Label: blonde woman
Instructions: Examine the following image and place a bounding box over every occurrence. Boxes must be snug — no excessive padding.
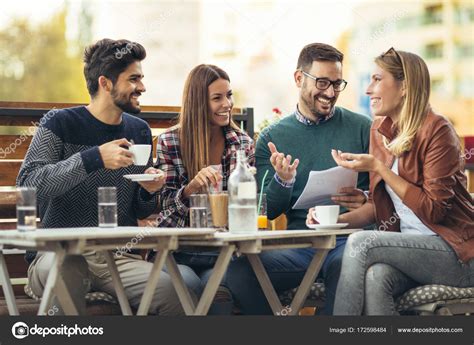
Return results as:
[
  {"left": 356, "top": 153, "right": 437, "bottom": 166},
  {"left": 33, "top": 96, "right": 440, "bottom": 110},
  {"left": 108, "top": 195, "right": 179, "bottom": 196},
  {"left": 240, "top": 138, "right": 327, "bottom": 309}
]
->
[{"left": 307, "top": 48, "right": 474, "bottom": 315}]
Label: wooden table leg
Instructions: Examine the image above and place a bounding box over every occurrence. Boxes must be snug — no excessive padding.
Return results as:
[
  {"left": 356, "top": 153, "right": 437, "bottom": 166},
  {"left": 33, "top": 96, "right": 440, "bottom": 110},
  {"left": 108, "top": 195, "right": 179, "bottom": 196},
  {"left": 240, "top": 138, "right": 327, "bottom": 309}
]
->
[
  {"left": 38, "top": 248, "right": 79, "bottom": 315},
  {"left": 136, "top": 248, "right": 169, "bottom": 315},
  {"left": 247, "top": 253, "right": 284, "bottom": 315},
  {"left": 165, "top": 245, "right": 235, "bottom": 316},
  {"left": 194, "top": 245, "right": 235, "bottom": 316},
  {"left": 289, "top": 249, "right": 329, "bottom": 315},
  {"left": 165, "top": 253, "right": 196, "bottom": 315},
  {"left": 0, "top": 250, "right": 19, "bottom": 315},
  {"left": 247, "top": 236, "right": 333, "bottom": 316},
  {"left": 102, "top": 250, "right": 133, "bottom": 316}
]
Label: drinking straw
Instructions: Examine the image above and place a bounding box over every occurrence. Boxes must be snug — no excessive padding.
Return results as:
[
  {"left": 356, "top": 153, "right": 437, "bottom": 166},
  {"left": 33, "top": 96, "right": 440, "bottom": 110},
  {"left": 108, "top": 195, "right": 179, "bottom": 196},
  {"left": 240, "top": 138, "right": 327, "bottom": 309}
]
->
[
  {"left": 239, "top": 121, "right": 246, "bottom": 156},
  {"left": 258, "top": 169, "right": 269, "bottom": 214}
]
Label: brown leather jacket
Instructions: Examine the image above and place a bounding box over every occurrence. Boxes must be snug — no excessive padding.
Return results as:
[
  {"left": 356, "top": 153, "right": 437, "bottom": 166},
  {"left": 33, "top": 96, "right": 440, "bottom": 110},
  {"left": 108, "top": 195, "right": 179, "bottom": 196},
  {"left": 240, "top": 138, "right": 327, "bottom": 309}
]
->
[{"left": 368, "top": 109, "right": 474, "bottom": 262}]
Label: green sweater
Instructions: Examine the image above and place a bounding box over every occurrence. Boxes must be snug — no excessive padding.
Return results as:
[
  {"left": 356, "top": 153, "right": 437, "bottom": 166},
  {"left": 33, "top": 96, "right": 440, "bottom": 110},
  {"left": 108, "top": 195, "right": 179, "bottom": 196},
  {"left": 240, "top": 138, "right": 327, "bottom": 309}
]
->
[{"left": 256, "top": 107, "right": 372, "bottom": 230}]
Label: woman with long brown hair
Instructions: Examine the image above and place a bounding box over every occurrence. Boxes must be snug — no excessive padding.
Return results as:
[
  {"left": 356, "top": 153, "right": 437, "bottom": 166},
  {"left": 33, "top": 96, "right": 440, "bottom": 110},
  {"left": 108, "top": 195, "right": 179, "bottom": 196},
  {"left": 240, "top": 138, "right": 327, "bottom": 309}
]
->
[
  {"left": 153, "top": 64, "right": 254, "bottom": 313},
  {"left": 156, "top": 64, "right": 254, "bottom": 228},
  {"left": 307, "top": 48, "right": 474, "bottom": 315}
]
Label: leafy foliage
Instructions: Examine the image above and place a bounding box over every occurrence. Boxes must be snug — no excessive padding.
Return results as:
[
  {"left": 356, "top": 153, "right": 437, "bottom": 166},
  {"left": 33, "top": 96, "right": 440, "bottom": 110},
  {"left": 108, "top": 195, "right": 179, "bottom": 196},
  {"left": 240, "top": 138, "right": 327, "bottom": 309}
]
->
[{"left": 0, "top": 9, "right": 89, "bottom": 102}]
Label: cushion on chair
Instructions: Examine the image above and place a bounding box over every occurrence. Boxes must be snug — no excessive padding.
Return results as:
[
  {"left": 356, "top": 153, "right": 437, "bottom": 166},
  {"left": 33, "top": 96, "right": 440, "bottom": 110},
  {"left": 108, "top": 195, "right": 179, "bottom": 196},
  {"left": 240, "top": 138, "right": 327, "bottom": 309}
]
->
[
  {"left": 279, "top": 282, "right": 326, "bottom": 305},
  {"left": 395, "top": 285, "right": 474, "bottom": 312},
  {"left": 24, "top": 284, "right": 117, "bottom": 304}
]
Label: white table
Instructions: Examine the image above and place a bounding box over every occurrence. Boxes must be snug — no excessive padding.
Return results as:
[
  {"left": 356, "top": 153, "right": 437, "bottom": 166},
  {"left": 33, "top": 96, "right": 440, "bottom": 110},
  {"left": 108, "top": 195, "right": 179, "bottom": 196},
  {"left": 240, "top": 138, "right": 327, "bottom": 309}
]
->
[
  {"left": 0, "top": 227, "right": 215, "bottom": 315},
  {"left": 139, "top": 229, "right": 360, "bottom": 316}
]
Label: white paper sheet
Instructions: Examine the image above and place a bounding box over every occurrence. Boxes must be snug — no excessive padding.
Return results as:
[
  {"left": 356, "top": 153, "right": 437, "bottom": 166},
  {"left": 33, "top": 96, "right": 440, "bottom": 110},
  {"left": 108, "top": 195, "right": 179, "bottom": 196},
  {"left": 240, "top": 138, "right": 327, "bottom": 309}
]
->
[{"left": 292, "top": 166, "right": 358, "bottom": 209}]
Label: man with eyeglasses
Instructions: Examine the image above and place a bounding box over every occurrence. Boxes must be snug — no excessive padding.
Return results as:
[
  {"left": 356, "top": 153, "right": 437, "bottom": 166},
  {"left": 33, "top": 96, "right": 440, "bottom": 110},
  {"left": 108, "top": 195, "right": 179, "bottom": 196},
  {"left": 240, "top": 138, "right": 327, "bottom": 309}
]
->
[{"left": 223, "top": 43, "right": 372, "bottom": 315}]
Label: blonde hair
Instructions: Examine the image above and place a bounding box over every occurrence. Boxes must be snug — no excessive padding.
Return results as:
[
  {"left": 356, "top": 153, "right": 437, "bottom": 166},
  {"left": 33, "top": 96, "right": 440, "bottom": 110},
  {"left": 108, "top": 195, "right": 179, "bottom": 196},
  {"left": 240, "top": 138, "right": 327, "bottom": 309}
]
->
[
  {"left": 375, "top": 48, "right": 431, "bottom": 156},
  {"left": 178, "top": 64, "right": 239, "bottom": 179}
]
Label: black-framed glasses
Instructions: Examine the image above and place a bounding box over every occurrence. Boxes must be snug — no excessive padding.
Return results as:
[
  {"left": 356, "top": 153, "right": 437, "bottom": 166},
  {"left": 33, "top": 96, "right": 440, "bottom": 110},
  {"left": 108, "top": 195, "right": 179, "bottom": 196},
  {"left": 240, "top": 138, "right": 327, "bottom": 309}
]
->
[{"left": 301, "top": 71, "right": 347, "bottom": 92}]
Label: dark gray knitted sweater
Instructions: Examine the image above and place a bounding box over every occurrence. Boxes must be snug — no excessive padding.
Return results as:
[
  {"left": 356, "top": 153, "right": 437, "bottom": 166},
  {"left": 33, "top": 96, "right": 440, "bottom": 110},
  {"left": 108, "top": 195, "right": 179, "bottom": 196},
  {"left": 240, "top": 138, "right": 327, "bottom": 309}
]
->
[{"left": 16, "top": 106, "right": 159, "bottom": 263}]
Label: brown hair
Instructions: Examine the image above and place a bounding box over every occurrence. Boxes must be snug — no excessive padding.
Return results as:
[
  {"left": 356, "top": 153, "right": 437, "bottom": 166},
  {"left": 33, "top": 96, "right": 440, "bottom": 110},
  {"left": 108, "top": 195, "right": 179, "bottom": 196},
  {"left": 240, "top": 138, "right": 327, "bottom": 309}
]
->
[
  {"left": 83, "top": 38, "right": 146, "bottom": 97},
  {"left": 178, "top": 64, "right": 239, "bottom": 179},
  {"left": 296, "top": 43, "right": 344, "bottom": 71},
  {"left": 375, "top": 48, "right": 431, "bottom": 155}
]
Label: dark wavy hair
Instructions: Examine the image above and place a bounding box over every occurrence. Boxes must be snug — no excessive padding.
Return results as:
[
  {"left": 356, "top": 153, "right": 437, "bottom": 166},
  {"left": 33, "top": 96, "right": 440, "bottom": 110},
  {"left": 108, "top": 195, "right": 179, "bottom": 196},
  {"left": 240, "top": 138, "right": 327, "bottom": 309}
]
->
[{"left": 83, "top": 38, "right": 146, "bottom": 97}]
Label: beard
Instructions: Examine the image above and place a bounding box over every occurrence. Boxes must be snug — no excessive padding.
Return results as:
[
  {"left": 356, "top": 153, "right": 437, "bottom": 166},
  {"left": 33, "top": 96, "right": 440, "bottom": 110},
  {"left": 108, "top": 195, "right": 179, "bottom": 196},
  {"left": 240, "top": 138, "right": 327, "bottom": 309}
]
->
[
  {"left": 301, "top": 81, "right": 335, "bottom": 118},
  {"left": 301, "top": 93, "right": 325, "bottom": 118},
  {"left": 111, "top": 87, "right": 141, "bottom": 114}
]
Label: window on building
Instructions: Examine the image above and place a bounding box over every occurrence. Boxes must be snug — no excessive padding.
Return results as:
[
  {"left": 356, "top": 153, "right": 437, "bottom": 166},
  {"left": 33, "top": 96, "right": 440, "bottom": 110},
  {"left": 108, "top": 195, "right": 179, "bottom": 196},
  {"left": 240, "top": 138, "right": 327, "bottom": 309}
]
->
[
  {"left": 456, "top": 44, "right": 474, "bottom": 58},
  {"left": 423, "top": 4, "right": 443, "bottom": 25},
  {"left": 454, "top": 5, "right": 474, "bottom": 24},
  {"left": 424, "top": 42, "right": 444, "bottom": 59}
]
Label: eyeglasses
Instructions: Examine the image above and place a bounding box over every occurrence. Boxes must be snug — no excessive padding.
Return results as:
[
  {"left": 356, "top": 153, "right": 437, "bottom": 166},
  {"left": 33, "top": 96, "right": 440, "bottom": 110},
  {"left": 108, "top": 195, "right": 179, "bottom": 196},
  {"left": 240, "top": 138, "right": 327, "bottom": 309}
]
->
[{"left": 301, "top": 71, "right": 348, "bottom": 92}]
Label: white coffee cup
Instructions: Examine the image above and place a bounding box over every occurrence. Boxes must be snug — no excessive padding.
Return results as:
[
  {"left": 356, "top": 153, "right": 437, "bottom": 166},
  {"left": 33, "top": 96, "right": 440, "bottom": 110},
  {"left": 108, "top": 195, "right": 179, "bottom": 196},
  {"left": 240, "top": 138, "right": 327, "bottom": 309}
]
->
[
  {"left": 129, "top": 145, "right": 151, "bottom": 165},
  {"left": 312, "top": 205, "right": 340, "bottom": 225}
]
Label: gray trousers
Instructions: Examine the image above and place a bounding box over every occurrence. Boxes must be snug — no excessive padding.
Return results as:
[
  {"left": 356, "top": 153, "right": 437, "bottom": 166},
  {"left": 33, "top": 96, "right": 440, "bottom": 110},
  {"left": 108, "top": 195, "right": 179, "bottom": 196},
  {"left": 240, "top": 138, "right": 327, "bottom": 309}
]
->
[
  {"left": 334, "top": 231, "right": 474, "bottom": 315},
  {"left": 27, "top": 251, "right": 202, "bottom": 315},
  {"left": 364, "top": 263, "right": 418, "bottom": 315}
]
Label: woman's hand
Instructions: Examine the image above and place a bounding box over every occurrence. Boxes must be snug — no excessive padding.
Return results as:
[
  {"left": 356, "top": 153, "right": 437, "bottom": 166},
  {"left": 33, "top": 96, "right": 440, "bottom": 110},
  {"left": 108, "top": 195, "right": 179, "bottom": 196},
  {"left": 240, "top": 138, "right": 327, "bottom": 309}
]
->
[
  {"left": 306, "top": 207, "right": 318, "bottom": 226},
  {"left": 331, "top": 149, "right": 383, "bottom": 173},
  {"left": 331, "top": 187, "right": 367, "bottom": 211},
  {"left": 184, "top": 166, "right": 223, "bottom": 197},
  {"left": 137, "top": 167, "right": 166, "bottom": 193}
]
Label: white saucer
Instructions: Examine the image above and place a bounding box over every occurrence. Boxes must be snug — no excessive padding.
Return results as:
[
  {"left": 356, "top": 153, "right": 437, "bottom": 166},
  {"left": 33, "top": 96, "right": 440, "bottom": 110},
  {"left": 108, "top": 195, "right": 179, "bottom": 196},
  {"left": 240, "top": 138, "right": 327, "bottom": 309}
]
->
[
  {"left": 123, "top": 173, "right": 163, "bottom": 182},
  {"left": 306, "top": 222, "right": 349, "bottom": 230}
]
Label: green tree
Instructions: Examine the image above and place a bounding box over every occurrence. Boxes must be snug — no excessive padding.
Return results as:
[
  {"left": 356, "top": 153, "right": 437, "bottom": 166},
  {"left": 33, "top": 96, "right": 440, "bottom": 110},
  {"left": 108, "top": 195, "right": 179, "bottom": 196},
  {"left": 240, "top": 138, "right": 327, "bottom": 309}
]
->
[{"left": 0, "top": 8, "right": 89, "bottom": 103}]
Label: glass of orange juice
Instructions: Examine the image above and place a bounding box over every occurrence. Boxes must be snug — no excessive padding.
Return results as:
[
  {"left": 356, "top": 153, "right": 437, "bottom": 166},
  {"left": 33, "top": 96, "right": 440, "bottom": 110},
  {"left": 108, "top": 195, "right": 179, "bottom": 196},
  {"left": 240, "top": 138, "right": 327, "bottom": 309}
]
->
[{"left": 257, "top": 193, "right": 268, "bottom": 230}]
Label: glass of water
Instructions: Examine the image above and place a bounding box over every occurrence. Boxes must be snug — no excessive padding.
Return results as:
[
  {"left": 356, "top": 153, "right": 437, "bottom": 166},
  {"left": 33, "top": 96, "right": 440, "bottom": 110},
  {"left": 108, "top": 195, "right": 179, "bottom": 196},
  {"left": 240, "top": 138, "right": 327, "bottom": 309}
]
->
[
  {"left": 98, "top": 187, "right": 118, "bottom": 228},
  {"left": 16, "top": 187, "right": 37, "bottom": 231},
  {"left": 189, "top": 194, "right": 208, "bottom": 228}
]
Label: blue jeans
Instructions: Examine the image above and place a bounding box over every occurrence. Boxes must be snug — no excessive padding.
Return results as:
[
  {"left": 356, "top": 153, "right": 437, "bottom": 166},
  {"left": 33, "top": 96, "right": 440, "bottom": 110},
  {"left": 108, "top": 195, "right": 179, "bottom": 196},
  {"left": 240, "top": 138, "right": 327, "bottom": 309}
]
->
[
  {"left": 334, "top": 231, "right": 474, "bottom": 315},
  {"left": 183, "top": 236, "right": 347, "bottom": 315}
]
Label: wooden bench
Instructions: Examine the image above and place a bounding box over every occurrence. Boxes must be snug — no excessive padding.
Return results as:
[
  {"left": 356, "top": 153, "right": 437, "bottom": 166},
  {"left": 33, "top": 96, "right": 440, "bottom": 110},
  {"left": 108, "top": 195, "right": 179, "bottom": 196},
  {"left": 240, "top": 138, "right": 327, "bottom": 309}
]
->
[{"left": 0, "top": 101, "right": 254, "bottom": 315}]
